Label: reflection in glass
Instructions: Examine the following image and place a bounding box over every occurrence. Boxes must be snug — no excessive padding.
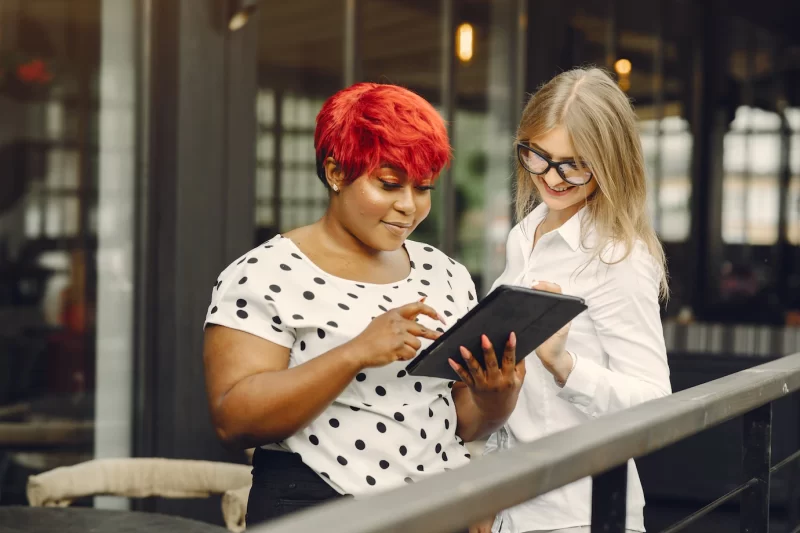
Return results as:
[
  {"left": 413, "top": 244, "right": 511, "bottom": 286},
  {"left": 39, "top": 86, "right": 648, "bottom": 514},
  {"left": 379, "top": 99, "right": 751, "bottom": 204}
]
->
[
  {"left": 787, "top": 133, "right": 800, "bottom": 244},
  {"left": 722, "top": 117, "right": 781, "bottom": 244},
  {"left": 254, "top": 1, "right": 344, "bottom": 242},
  {"left": 0, "top": 0, "right": 138, "bottom": 508}
]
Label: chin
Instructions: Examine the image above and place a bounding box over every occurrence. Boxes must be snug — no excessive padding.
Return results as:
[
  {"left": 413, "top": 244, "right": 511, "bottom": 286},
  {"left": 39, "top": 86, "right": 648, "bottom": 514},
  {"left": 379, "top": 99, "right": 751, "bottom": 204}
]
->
[
  {"left": 363, "top": 234, "right": 406, "bottom": 252},
  {"left": 539, "top": 192, "right": 584, "bottom": 213}
]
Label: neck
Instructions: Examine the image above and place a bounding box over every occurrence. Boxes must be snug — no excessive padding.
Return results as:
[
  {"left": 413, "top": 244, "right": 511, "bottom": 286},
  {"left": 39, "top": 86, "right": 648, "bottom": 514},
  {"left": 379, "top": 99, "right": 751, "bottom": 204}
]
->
[
  {"left": 541, "top": 202, "right": 583, "bottom": 233},
  {"left": 316, "top": 209, "right": 382, "bottom": 259}
]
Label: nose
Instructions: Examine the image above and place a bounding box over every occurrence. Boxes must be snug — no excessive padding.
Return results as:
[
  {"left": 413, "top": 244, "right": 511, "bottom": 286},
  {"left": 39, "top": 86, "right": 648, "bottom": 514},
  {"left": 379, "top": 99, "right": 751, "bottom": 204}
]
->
[
  {"left": 543, "top": 166, "right": 564, "bottom": 186},
  {"left": 393, "top": 185, "right": 417, "bottom": 215}
]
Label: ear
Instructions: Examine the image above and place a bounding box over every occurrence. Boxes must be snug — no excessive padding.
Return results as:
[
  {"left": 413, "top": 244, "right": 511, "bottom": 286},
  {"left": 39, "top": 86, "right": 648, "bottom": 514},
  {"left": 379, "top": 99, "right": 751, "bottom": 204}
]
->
[{"left": 324, "top": 157, "right": 344, "bottom": 192}]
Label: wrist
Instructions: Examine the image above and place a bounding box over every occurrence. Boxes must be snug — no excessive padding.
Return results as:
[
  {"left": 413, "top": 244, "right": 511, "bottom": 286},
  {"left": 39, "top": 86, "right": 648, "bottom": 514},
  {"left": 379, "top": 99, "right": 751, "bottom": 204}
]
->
[
  {"left": 551, "top": 350, "right": 576, "bottom": 387},
  {"left": 337, "top": 341, "right": 368, "bottom": 373},
  {"left": 472, "top": 388, "right": 520, "bottom": 421}
]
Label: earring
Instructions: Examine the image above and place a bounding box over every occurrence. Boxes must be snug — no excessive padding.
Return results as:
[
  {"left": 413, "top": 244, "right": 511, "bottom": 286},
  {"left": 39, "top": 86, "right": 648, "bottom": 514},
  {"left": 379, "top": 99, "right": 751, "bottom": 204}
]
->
[{"left": 332, "top": 184, "right": 339, "bottom": 192}]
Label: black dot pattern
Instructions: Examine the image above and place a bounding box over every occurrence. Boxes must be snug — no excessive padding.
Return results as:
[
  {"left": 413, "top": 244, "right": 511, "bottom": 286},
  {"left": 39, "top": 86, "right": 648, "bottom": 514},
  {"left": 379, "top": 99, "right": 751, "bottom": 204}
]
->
[{"left": 205, "top": 237, "right": 476, "bottom": 494}]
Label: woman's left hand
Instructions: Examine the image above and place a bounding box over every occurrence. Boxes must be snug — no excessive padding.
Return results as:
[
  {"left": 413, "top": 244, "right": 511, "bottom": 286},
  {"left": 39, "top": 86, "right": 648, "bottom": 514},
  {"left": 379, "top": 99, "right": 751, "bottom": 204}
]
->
[
  {"left": 530, "top": 281, "right": 574, "bottom": 385},
  {"left": 448, "top": 332, "right": 525, "bottom": 419}
]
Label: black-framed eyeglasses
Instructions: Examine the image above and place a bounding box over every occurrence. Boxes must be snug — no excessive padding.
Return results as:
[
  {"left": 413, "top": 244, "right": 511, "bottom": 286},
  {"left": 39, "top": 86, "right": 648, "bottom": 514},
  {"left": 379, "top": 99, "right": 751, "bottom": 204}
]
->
[{"left": 516, "top": 142, "right": 594, "bottom": 186}]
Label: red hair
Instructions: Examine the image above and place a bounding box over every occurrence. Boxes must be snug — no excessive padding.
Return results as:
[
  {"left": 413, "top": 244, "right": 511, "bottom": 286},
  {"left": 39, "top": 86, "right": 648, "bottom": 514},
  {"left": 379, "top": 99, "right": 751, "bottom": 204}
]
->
[{"left": 314, "top": 83, "right": 451, "bottom": 187}]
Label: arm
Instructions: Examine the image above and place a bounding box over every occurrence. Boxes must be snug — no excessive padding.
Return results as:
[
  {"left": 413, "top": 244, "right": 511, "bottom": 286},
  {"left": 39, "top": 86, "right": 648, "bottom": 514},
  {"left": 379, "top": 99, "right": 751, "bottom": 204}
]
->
[
  {"left": 453, "top": 383, "right": 514, "bottom": 442},
  {"left": 555, "top": 249, "right": 672, "bottom": 416},
  {"left": 452, "top": 334, "right": 525, "bottom": 442},
  {"left": 450, "top": 261, "right": 526, "bottom": 442},
  {"left": 204, "top": 325, "right": 363, "bottom": 449},
  {"left": 205, "top": 300, "right": 443, "bottom": 449}
]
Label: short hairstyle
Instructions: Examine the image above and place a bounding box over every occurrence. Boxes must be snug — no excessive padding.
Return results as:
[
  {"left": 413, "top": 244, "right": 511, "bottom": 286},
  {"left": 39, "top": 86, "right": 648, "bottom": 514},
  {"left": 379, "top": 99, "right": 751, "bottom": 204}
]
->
[{"left": 314, "top": 83, "right": 451, "bottom": 187}]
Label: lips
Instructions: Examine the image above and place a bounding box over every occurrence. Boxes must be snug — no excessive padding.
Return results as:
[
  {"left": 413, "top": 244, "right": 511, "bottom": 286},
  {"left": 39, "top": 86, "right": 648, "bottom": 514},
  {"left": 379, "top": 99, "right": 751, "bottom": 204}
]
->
[
  {"left": 540, "top": 176, "right": 574, "bottom": 197},
  {"left": 382, "top": 221, "right": 412, "bottom": 237}
]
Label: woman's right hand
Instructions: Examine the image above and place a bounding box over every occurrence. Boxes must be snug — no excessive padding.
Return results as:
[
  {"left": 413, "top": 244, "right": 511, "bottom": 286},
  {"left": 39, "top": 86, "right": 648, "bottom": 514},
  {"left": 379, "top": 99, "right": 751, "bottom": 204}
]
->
[{"left": 346, "top": 301, "right": 445, "bottom": 369}]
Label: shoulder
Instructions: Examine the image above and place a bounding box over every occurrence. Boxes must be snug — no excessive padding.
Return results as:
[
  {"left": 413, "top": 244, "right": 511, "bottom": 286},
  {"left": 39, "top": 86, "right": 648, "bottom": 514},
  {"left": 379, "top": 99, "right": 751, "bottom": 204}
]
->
[
  {"left": 405, "top": 239, "right": 454, "bottom": 268},
  {"left": 215, "top": 236, "right": 304, "bottom": 293},
  {"left": 207, "top": 237, "right": 299, "bottom": 345},
  {"left": 591, "top": 239, "right": 661, "bottom": 296},
  {"left": 405, "top": 240, "right": 475, "bottom": 307},
  {"left": 405, "top": 240, "right": 471, "bottom": 279}
]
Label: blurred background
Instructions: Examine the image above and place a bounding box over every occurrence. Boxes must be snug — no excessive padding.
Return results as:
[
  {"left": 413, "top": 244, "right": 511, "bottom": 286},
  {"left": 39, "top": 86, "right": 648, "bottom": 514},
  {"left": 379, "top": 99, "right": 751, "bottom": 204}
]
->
[{"left": 0, "top": 0, "right": 799, "bottom": 530}]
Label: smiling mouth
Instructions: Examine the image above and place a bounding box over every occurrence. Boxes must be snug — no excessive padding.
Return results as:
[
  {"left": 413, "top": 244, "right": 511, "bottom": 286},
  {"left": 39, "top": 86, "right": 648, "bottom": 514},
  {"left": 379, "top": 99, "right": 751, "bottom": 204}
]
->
[
  {"left": 540, "top": 176, "right": 574, "bottom": 193},
  {"left": 382, "top": 221, "right": 412, "bottom": 236}
]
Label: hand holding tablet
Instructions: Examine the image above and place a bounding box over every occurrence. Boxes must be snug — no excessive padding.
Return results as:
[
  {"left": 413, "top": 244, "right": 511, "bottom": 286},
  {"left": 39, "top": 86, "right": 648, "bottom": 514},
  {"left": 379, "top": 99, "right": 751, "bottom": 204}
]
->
[{"left": 405, "top": 285, "right": 587, "bottom": 380}]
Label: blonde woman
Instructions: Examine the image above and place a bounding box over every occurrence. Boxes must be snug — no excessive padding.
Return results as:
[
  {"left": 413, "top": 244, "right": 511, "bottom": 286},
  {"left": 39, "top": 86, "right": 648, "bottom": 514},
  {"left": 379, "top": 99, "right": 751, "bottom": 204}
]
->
[{"left": 477, "top": 68, "right": 672, "bottom": 533}]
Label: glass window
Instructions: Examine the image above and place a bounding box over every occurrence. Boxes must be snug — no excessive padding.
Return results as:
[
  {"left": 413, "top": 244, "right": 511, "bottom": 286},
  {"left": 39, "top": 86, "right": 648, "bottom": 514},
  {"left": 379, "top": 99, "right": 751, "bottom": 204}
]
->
[
  {"left": 254, "top": 3, "right": 344, "bottom": 243},
  {"left": 453, "top": 0, "right": 520, "bottom": 297},
  {"left": 787, "top": 131, "right": 800, "bottom": 244},
  {"left": 722, "top": 107, "right": 782, "bottom": 244},
  {"left": 620, "top": 0, "right": 693, "bottom": 243},
  {"left": 0, "top": 0, "right": 139, "bottom": 507}
]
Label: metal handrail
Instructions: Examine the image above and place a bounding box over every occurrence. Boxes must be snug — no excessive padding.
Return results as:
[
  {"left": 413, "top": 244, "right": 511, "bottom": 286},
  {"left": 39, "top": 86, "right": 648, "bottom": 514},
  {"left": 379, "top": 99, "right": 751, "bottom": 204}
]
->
[{"left": 252, "top": 353, "right": 800, "bottom": 533}]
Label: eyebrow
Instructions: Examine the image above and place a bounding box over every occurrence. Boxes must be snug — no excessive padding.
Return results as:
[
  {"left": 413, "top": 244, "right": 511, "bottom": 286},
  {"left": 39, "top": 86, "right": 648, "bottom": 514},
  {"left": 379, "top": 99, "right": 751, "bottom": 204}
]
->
[{"left": 531, "top": 143, "right": 576, "bottom": 161}]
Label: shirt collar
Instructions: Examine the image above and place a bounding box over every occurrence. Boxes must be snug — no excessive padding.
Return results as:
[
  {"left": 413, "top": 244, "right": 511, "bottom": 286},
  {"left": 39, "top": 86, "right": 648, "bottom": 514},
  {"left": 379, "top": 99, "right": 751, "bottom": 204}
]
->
[{"left": 522, "top": 202, "right": 586, "bottom": 252}]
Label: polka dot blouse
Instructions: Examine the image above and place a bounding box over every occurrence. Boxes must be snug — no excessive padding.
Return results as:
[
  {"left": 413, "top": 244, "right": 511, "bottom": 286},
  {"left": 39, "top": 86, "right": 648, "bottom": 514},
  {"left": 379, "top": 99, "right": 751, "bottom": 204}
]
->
[{"left": 204, "top": 235, "right": 478, "bottom": 496}]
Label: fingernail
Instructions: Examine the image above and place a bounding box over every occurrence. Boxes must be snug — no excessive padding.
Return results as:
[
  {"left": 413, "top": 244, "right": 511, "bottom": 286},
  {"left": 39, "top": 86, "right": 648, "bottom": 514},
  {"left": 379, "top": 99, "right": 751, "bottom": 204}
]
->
[
  {"left": 419, "top": 296, "right": 427, "bottom": 303},
  {"left": 509, "top": 331, "right": 517, "bottom": 348},
  {"left": 531, "top": 280, "right": 539, "bottom": 287},
  {"left": 437, "top": 313, "right": 447, "bottom": 325},
  {"left": 460, "top": 346, "right": 470, "bottom": 359},
  {"left": 448, "top": 358, "right": 458, "bottom": 370},
  {"left": 481, "top": 334, "right": 490, "bottom": 349}
]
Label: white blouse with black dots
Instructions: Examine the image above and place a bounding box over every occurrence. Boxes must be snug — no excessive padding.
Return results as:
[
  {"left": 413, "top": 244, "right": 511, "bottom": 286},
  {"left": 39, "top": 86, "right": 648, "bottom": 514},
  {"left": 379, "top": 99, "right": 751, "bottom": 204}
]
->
[{"left": 204, "top": 235, "right": 478, "bottom": 496}]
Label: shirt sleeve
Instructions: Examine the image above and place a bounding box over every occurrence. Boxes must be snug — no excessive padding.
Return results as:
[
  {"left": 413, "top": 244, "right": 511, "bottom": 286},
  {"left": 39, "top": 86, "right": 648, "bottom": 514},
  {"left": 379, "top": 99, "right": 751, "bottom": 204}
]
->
[
  {"left": 204, "top": 259, "right": 296, "bottom": 349},
  {"left": 556, "top": 245, "right": 672, "bottom": 416},
  {"left": 487, "top": 223, "right": 526, "bottom": 296}
]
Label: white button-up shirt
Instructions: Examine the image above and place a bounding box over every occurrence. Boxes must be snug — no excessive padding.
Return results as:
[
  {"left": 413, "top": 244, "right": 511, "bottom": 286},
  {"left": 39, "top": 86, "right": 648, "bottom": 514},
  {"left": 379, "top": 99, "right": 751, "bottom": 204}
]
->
[{"left": 486, "top": 203, "right": 671, "bottom": 533}]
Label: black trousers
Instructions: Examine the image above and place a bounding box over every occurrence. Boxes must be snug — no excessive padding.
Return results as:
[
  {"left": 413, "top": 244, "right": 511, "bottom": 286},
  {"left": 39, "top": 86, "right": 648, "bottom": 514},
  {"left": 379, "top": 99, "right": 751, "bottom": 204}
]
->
[
  {"left": 245, "top": 447, "right": 469, "bottom": 532},
  {"left": 246, "top": 448, "right": 344, "bottom": 527}
]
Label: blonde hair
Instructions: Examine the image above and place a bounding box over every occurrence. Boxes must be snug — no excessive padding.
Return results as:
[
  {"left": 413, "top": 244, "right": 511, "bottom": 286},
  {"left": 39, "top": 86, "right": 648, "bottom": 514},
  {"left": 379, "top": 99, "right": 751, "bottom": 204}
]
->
[{"left": 514, "top": 67, "right": 669, "bottom": 300}]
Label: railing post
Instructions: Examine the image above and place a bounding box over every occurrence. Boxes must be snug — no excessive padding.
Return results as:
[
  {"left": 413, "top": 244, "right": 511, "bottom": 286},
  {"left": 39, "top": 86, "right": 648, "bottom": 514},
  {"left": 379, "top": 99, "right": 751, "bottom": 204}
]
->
[
  {"left": 741, "top": 402, "right": 772, "bottom": 533},
  {"left": 591, "top": 462, "right": 628, "bottom": 533}
]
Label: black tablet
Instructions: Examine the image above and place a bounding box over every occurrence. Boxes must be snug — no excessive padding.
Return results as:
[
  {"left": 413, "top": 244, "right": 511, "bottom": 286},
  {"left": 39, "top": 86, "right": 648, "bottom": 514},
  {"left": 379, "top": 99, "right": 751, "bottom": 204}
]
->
[{"left": 405, "top": 285, "right": 587, "bottom": 380}]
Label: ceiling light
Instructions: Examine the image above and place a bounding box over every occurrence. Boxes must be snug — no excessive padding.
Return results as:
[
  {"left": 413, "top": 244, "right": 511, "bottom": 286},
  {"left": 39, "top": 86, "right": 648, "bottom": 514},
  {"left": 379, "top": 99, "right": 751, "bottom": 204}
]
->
[
  {"left": 456, "top": 23, "right": 474, "bottom": 63},
  {"left": 228, "top": 0, "right": 260, "bottom": 31}
]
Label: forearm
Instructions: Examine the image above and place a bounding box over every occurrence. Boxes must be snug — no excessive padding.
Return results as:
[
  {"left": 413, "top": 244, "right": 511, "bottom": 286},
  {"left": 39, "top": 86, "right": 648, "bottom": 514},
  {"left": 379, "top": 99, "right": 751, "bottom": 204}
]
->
[
  {"left": 213, "top": 343, "right": 363, "bottom": 448},
  {"left": 557, "top": 355, "right": 671, "bottom": 416},
  {"left": 453, "top": 384, "right": 517, "bottom": 442}
]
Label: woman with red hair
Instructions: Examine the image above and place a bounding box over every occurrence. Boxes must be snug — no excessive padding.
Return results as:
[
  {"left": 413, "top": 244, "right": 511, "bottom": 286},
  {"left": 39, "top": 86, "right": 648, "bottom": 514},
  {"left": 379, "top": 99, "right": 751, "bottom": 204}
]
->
[{"left": 203, "top": 83, "right": 525, "bottom": 527}]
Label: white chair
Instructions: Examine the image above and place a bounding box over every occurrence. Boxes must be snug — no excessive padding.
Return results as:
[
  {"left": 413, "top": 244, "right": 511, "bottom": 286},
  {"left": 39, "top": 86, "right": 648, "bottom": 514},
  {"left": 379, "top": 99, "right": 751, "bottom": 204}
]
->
[{"left": 26, "top": 458, "right": 252, "bottom": 532}]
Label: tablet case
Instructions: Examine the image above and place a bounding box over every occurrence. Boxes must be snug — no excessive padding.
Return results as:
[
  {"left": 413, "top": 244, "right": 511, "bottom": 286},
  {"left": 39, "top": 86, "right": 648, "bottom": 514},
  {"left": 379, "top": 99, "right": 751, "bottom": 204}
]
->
[{"left": 406, "top": 285, "right": 587, "bottom": 380}]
